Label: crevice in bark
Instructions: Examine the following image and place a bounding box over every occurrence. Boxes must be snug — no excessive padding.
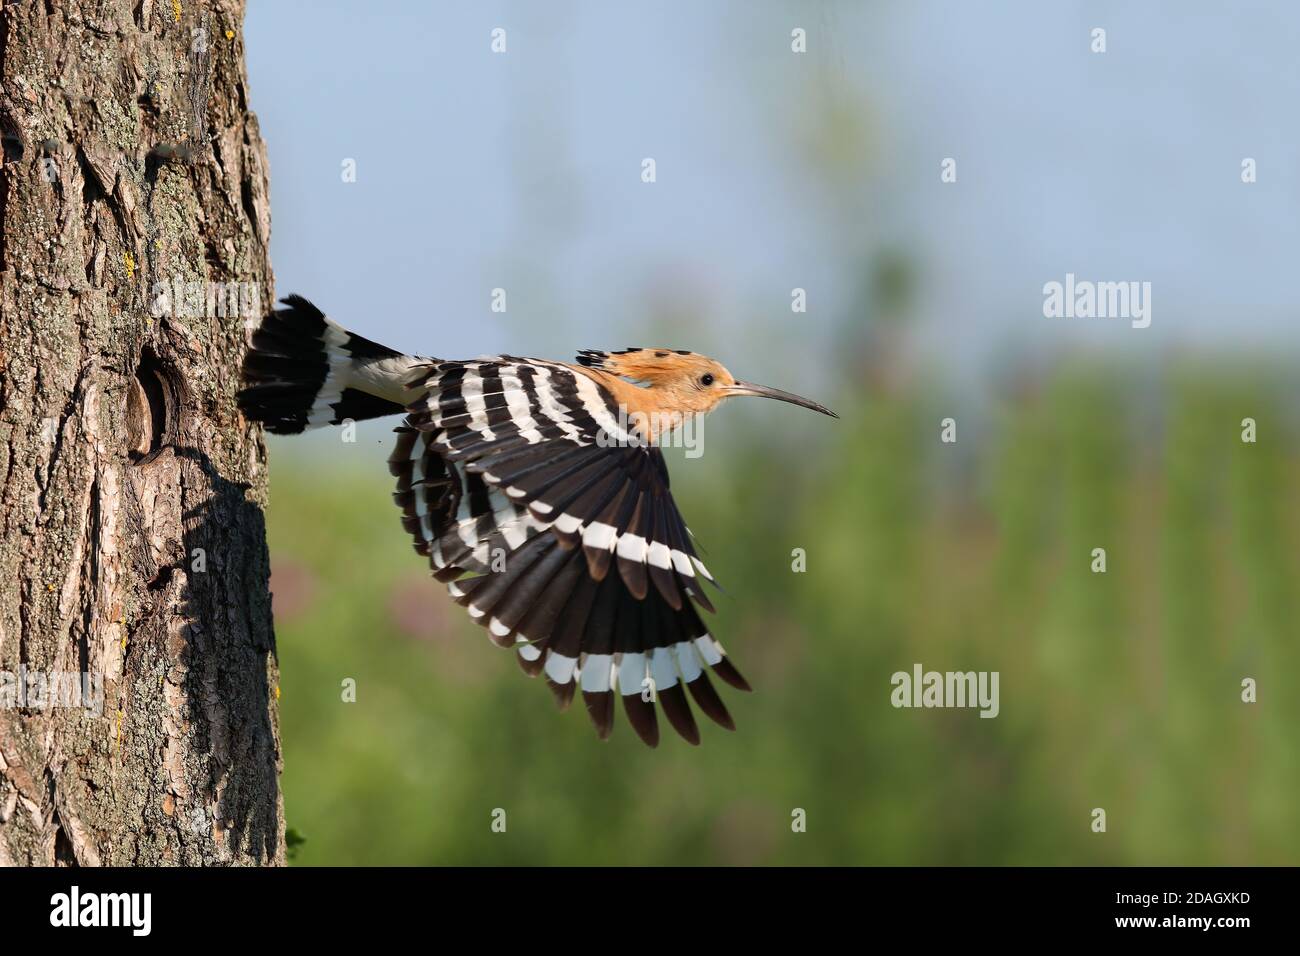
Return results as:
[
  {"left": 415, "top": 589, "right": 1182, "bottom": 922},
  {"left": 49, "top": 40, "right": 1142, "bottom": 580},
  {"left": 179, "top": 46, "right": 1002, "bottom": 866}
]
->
[
  {"left": 79, "top": 476, "right": 98, "bottom": 677},
  {"left": 0, "top": 159, "right": 7, "bottom": 274},
  {"left": 74, "top": 143, "right": 105, "bottom": 212},
  {"left": 52, "top": 818, "right": 76, "bottom": 866},
  {"left": 0, "top": 115, "right": 17, "bottom": 273}
]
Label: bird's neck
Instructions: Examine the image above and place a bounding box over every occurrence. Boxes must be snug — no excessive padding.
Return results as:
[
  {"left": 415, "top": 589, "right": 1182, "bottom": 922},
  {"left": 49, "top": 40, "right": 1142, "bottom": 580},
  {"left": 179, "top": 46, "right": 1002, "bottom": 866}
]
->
[{"left": 572, "top": 366, "right": 694, "bottom": 444}]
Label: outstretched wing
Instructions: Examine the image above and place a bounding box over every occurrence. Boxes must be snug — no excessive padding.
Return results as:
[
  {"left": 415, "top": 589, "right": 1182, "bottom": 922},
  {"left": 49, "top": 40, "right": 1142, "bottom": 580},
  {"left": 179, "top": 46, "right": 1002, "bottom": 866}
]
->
[{"left": 388, "top": 357, "right": 749, "bottom": 746}]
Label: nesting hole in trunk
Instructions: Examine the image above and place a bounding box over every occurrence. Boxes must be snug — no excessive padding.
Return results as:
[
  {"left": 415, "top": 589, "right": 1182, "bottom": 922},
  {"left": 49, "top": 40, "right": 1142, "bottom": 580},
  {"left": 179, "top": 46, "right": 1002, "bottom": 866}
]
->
[{"left": 128, "top": 349, "right": 174, "bottom": 463}]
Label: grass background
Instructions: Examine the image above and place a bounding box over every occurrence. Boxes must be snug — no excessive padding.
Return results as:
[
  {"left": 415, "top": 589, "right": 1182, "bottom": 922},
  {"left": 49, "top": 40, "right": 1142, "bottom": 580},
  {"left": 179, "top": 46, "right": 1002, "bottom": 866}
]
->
[{"left": 266, "top": 357, "right": 1299, "bottom": 865}]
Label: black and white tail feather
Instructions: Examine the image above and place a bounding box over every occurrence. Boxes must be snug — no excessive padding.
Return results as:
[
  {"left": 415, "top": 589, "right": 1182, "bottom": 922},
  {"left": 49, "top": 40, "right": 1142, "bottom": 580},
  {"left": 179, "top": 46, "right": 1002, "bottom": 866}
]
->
[
  {"left": 239, "top": 296, "right": 748, "bottom": 746},
  {"left": 238, "top": 294, "right": 427, "bottom": 434}
]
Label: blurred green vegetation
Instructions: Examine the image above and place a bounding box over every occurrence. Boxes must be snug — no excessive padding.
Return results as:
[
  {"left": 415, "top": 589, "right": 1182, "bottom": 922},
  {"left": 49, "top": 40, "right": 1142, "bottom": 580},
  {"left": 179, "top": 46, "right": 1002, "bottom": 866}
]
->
[{"left": 266, "top": 360, "right": 1299, "bottom": 865}]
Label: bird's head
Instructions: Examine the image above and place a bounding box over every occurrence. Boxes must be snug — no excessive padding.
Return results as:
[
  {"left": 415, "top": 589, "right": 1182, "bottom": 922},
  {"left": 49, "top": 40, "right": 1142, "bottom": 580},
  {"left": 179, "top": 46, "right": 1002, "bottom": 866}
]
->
[{"left": 576, "top": 347, "right": 838, "bottom": 422}]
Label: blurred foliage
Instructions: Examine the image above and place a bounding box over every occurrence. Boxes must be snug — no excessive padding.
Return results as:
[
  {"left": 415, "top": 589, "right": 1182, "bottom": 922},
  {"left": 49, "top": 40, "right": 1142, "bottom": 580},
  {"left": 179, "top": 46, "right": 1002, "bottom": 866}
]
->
[
  {"left": 266, "top": 359, "right": 1299, "bottom": 865},
  {"left": 284, "top": 827, "right": 307, "bottom": 862}
]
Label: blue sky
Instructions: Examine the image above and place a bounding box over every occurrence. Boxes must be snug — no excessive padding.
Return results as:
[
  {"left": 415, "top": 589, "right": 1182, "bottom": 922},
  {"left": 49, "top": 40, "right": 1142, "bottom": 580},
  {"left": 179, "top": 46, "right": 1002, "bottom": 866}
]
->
[{"left": 245, "top": 1, "right": 1300, "bottom": 391}]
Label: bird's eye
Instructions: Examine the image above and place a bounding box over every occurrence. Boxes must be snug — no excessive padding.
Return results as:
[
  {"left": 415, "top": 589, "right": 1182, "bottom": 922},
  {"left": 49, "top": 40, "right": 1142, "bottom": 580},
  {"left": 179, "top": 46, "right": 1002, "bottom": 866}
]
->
[{"left": 700, "top": 373, "right": 715, "bottom": 386}]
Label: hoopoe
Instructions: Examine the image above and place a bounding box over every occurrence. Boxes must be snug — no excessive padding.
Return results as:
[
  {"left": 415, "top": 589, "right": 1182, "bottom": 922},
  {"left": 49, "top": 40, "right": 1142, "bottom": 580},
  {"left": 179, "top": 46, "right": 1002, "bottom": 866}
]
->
[{"left": 239, "top": 296, "right": 836, "bottom": 746}]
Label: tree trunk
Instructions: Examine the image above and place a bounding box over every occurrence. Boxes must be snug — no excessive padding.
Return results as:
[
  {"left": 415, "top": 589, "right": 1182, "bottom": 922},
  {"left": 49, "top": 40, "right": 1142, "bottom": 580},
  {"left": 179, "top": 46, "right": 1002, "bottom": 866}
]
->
[{"left": 0, "top": 0, "right": 281, "bottom": 865}]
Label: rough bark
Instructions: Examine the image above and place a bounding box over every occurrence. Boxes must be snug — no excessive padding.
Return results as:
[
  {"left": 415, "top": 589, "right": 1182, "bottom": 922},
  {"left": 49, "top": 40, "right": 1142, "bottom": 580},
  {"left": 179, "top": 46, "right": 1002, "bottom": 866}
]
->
[{"left": 0, "top": 0, "right": 281, "bottom": 865}]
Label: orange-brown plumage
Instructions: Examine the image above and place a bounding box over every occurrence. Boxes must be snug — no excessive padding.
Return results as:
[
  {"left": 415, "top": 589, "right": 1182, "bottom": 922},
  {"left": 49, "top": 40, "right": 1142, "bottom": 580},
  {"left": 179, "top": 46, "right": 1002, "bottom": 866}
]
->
[
  {"left": 572, "top": 346, "right": 836, "bottom": 442},
  {"left": 571, "top": 349, "right": 736, "bottom": 441}
]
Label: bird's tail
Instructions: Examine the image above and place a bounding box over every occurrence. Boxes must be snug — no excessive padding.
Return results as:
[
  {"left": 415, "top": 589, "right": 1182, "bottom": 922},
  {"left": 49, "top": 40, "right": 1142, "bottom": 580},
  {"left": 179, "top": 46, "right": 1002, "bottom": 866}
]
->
[{"left": 238, "top": 295, "right": 427, "bottom": 435}]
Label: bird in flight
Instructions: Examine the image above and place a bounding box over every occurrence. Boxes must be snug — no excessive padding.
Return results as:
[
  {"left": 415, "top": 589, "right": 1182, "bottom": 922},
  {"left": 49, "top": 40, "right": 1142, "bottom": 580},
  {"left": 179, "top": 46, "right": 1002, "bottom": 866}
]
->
[{"left": 239, "top": 296, "right": 837, "bottom": 746}]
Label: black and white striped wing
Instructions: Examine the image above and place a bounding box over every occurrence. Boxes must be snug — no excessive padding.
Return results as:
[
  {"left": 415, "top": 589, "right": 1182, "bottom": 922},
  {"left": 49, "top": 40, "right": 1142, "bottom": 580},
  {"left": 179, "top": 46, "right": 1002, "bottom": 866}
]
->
[{"left": 388, "top": 358, "right": 749, "bottom": 746}]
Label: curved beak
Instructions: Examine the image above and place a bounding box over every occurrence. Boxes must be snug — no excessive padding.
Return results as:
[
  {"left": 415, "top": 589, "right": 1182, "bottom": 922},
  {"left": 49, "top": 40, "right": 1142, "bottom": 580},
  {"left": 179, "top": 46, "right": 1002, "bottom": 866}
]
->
[{"left": 725, "top": 381, "right": 839, "bottom": 419}]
